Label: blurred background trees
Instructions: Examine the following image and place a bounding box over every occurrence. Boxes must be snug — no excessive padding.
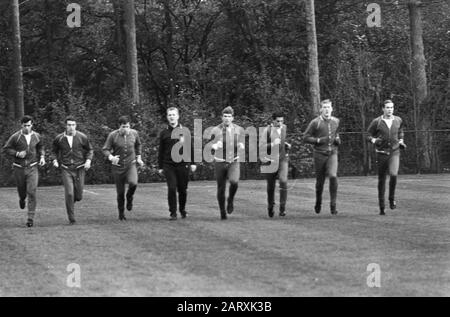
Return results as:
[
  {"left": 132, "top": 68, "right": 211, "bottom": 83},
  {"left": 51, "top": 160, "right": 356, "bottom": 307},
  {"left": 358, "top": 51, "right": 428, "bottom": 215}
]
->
[{"left": 1, "top": 0, "right": 449, "bottom": 185}]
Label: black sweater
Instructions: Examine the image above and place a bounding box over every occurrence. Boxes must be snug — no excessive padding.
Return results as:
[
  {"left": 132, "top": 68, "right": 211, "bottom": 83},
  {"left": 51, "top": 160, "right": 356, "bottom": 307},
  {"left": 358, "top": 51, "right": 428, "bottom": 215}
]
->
[{"left": 158, "top": 124, "right": 195, "bottom": 168}]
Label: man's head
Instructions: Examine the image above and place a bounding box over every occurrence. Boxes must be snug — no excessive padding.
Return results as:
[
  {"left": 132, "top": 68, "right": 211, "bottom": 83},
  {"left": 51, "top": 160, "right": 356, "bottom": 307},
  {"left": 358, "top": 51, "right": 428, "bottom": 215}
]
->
[
  {"left": 222, "top": 106, "right": 234, "bottom": 126},
  {"left": 166, "top": 107, "right": 180, "bottom": 126},
  {"left": 20, "top": 115, "right": 33, "bottom": 134},
  {"left": 65, "top": 116, "right": 77, "bottom": 135},
  {"left": 382, "top": 100, "right": 394, "bottom": 117},
  {"left": 320, "top": 99, "right": 333, "bottom": 118},
  {"left": 118, "top": 116, "right": 131, "bottom": 135},
  {"left": 272, "top": 112, "right": 284, "bottom": 128}
]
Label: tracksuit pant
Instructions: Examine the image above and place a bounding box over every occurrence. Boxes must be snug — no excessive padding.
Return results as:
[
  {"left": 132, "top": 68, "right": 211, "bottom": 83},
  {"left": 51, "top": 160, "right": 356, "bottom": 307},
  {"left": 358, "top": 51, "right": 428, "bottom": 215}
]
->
[
  {"left": 112, "top": 164, "right": 138, "bottom": 217},
  {"left": 266, "top": 159, "right": 288, "bottom": 212},
  {"left": 163, "top": 163, "right": 190, "bottom": 216},
  {"left": 376, "top": 151, "right": 400, "bottom": 210},
  {"left": 13, "top": 165, "right": 38, "bottom": 220},
  {"left": 61, "top": 166, "right": 86, "bottom": 222},
  {"left": 215, "top": 161, "right": 240, "bottom": 216},
  {"left": 313, "top": 151, "right": 338, "bottom": 210}
]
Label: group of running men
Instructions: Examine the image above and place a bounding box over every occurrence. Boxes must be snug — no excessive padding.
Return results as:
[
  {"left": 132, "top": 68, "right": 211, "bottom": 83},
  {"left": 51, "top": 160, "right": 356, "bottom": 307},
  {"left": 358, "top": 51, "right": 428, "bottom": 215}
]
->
[{"left": 2, "top": 99, "right": 405, "bottom": 227}]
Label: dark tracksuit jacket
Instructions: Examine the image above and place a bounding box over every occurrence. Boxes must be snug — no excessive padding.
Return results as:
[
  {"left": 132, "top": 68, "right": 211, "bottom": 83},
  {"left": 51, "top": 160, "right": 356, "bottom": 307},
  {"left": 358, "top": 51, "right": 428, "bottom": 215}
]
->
[
  {"left": 259, "top": 124, "right": 289, "bottom": 162},
  {"left": 303, "top": 116, "right": 341, "bottom": 154},
  {"left": 52, "top": 132, "right": 94, "bottom": 168},
  {"left": 366, "top": 116, "right": 404, "bottom": 154},
  {"left": 210, "top": 123, "right": 245, "bottom": 162},
  {"left": 158, "top": 124, "right": 194, "bottom": 169},
  {"left": 102, "top": 129, "right": 142, "bottom": 167},
  {"left": 3, "top": 131, "right": 45, "bottom": 167}
]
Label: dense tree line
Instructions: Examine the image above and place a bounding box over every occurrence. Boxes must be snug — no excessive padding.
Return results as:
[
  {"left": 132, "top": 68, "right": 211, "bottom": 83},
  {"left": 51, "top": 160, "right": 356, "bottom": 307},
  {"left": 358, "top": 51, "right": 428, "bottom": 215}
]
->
[{"left": 0, "top": 0, "right": 449, "bottom": 186}]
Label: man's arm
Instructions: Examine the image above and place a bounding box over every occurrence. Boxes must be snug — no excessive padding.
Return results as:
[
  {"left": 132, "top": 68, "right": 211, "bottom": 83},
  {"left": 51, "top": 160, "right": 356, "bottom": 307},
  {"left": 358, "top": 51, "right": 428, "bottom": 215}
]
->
[
  {"left": 397, "top": 117, "right": 406, "bottom": 148},
  {"left": 134, "top": 130, "right": 142, "bottom": 157},
  {"left": 259, "top": 126, "right": 269, "bottom": 155},
  {"left": 334, "top": 119, "right": 341, "bottom": 146},
  {"left": 210, "top": 126, "right": 223, "bottom": 150},
  {"left": 36, "top": 133, "right": 45, "bottom": 165},
  {"left": 134, "top": 131, "right": 144, "bottom": 166},
  {"left": 2, "top": 134, "right": 18, "bottom": 158},
  {"left": 82, "top": 134, "right": 94, "bottom": 161},
  {"left": 366, "top": 119, "right": 380, "bottom": 144},
  {"left": 158, "top": 131, "right": 164, "bottom": 170},
  {"left": 398, "top": 117, "right": 405, "bottom": 141},
  {"left": 102, "top": 132, "right": 114, "bottom": 158},
  {"left": 304, "top": 119, "right": 320, "bottom": 144},
  {"left": 51, "top": 136, "right": 60, "bottom": 165}
]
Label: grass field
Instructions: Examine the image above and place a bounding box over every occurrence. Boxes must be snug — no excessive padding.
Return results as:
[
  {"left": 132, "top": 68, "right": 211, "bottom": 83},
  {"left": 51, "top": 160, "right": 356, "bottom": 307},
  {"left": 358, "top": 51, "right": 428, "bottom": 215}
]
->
[{"left": 0, "top": 174, "right": 449, "bottom": 297}]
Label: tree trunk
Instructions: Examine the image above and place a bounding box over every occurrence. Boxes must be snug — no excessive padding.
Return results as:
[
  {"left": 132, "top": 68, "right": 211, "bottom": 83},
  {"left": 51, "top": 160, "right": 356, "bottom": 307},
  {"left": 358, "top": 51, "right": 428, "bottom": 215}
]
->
[
  {"left": 163, "top": 0, "right": 175, "bottom": 100},
  {"left": 305, "top": 0, "right": 320, "bottom": 115},
  {"left": 356, "top": 51, "right": 369, "bottom": 175},
  {"left": 408, "top": 0, "right": 431, "bottom": 171},
  {"left": 11, "top": 0, "right": 24, "bottom": 119},
  {"left": 123, "top": 0, "right": 140, "bottom": 105}
]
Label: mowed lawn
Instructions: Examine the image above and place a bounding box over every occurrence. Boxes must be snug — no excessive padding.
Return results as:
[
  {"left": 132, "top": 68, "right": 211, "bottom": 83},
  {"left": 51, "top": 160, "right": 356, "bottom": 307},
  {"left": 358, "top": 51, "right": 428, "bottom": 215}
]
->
[{"left": 0, "top": 174, "right": 449, "bottom": 297}]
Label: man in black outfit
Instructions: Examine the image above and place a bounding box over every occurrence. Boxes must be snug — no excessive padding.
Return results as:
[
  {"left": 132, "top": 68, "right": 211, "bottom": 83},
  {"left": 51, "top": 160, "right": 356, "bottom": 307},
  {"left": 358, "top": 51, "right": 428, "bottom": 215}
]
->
[{"left": 158, "top": 107, "right": 197, "bottom": 220}]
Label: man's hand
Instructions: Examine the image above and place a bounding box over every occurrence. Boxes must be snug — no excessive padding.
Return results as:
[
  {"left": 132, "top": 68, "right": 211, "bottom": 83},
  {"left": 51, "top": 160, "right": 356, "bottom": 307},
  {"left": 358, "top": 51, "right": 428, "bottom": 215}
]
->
[
  {"left": 190, "top": 165, "right": 197, "bottom": 173},
  {"left": 371, "top": 137, "right": 382, "bottom": 145},
  {"left": 53, "top": 160, "right": 59, "bottom": 168},
  {"left": 108, "top": 154, "right": 120, "bottom": 165},
  {"left": 39, "top": 157, "right": 45, "bottom": 167},
  {"left": 212, "top": 140, "right": 223, "bottom": 151},
  {"left": 334, "top": 137, "right": 341, "bottom": 146},
  {"left": 399, "top": 139, "right": 407, "bottom": 149},
  {"left": 16, "top": 151, "right": 27, "bottom": 158},
  {"left": 273, "top": 138, "right": 281, "bottom": 146},
  {"left": 84, "top": 159, "right": 91, "bottom": 170},
  {"left": 136, "top": 156, "right": 144, "bottom": 167}
]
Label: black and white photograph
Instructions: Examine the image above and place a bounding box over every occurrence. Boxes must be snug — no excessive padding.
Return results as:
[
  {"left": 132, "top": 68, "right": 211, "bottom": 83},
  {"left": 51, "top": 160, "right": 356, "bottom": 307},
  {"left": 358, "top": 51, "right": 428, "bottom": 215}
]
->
[{"left": 0, "top": 0, "right": 449, "bottom": 299}]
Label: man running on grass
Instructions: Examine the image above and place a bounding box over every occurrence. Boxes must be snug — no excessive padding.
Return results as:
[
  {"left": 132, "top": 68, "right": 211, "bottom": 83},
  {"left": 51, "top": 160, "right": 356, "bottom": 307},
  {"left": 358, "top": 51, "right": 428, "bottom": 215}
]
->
[
  {"left": 304, "top": 99, "right": 341, "bottom": 215},
  {"left": 2, "top": 115, "right": 45, "bottom": 227},
  {"left": 158, "top": 107, "right": 197, "bottom": 220},
  {"left": 52, "top": 116, "right": 93, "bottom": 225},
  {"left": 103, "top": 116, "right": 144, "bottom": 221},
  {"left": 367, "top": 99, "right": 406, "bottom": 215},
  {"left": 210, "top": 106, "right": 245, "bottom": 220}
]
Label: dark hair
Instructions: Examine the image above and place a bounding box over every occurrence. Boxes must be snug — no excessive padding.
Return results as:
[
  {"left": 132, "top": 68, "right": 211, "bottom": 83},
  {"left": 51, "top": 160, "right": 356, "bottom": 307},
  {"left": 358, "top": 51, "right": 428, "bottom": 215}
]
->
[
  {"left": 118, "top": 116, "right": 130, "bottom": 125},
  {"left": 272, "top": 112, "right": 284, "bottom": 120},
  {"left": 167, "top": 107, "right": 179, "bottom": 114},
  {"left": 383, "top": 100, "right": 394, "bottom": 107},
  {"left": 222, "top": 106, "right": 234, "bottom": 115},
  {"left": 65, "top": 116, "right": 76, "bottom": 123},
  {"left": 21, "top": 115, "right": 33, "bottom": 124},
  {"left": 320, "top": 99, "right": 332, "bottom": 106}
]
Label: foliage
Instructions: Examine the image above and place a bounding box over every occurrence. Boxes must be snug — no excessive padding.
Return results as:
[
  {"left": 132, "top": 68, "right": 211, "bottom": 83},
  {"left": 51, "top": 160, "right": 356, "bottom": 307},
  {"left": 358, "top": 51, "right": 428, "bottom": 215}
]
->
[{"left": 1, "top": 0, "right": 449, "bottom": 185}]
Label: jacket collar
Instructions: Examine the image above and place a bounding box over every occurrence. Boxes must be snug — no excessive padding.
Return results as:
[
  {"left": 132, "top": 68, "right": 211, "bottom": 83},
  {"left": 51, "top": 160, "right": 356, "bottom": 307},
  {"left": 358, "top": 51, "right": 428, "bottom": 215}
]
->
[
  {"left": 19, "top": 130, "right": 36, "bottom": 137},
  {"left": 167, "top": 123, "right": 182, "bottom": 130},
  {"left": 320, "top": 115, "right": 332, "bottom": 122},
  {"left": 64, "top": 131, "right": 77, "bottom": 138},
  {"left": 219, "top": 122, "right": 235, "bottom": 131}
]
